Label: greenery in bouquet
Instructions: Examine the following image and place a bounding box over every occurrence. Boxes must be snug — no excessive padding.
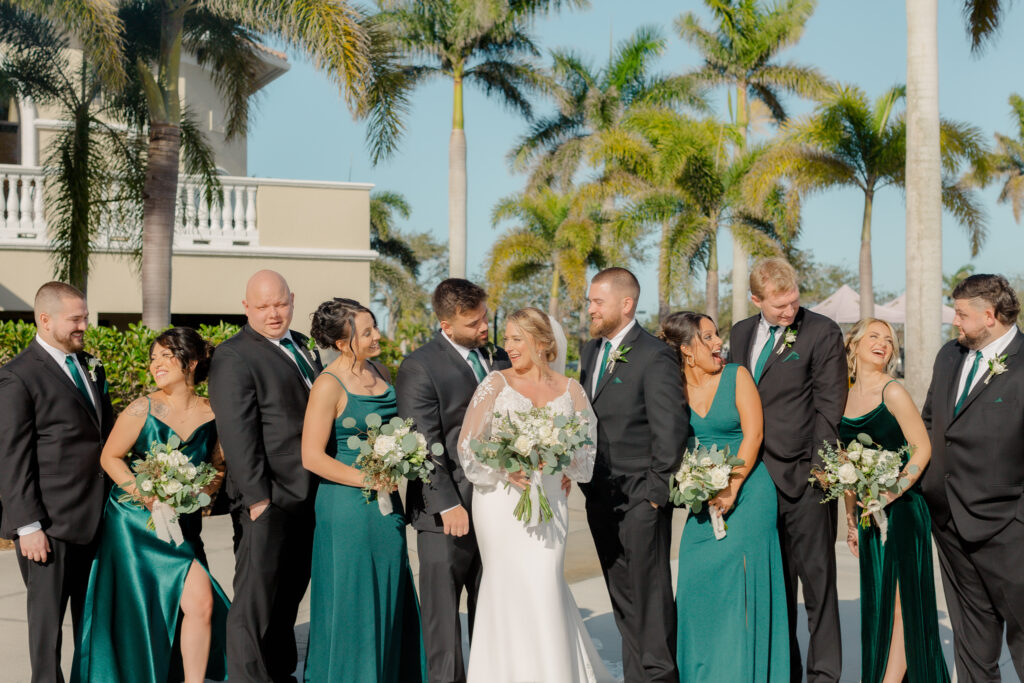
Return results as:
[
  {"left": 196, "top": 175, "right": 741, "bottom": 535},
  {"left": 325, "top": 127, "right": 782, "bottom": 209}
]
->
[
  {"left": 669, "top": 441, "right": 744, "bottom": 512},
  {"left": 344, "top": 413, "right": 441, "bottom": 504},
  {"left": 118, "top": 434, "right": 218, "bottom": 528},
  {"left": 469, "top": 407, "right": 593, "bottom": 524},
  {"left": 810, "top": 433, "right": 918, "bottom": 530}
]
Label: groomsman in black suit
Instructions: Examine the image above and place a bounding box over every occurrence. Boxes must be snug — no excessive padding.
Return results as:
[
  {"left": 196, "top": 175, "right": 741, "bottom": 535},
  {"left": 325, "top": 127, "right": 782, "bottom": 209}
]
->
[
  {"left": 208, "top": 270, "right": 322, "bottom": 683},
  {"left": 921, "top": 274, "right": 1024, "bottom": 680},
  {"left": 0, "top": 282, "right": 113, "bottom": 683},
  {"left": 578, "top": 268, "right": 688, "bottom": 683},
  {"left": 396, "top": 279, "right": 510, "bottom": 683},
  {"left": 727, "top": 257, "right": 847, "bottom": 683}
]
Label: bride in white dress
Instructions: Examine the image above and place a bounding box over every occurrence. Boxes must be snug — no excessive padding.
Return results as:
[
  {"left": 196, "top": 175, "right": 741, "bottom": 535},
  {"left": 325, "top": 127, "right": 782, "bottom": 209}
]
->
[{"left": 457, "top": 307, "right": 617, "bottom": 683}]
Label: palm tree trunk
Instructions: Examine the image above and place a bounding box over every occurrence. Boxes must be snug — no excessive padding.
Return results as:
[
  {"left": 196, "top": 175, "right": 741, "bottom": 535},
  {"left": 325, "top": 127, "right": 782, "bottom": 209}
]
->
[
  {"left": 858, "top": 189, "right": 875, "bottom": 319},
  {"left": 449, "top": 72, "right": 467, "bottom": 278},
  {"left": 67, "top": 102, "right": 91, "bottom": 295},
  {"left": 141, "top": 122, "right": 181, "bottom": 329},
  {"left": 905, "top": 0, "right": 943, "bottom": 404},
  {"left": 549, "top": 262, "right": 560, "bottom": 318},
  {"left": 731, "top": 82, "right": 750, "bottom": 325},
  {"left": 658, "top": 220, "right": 671, "bottom": 322},
  {"left": 706, "top": 227, "right": 719, "bottom": 322}
]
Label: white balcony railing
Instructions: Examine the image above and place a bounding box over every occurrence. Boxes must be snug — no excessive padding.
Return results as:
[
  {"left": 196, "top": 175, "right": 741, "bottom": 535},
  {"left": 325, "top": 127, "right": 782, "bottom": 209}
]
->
[{"left": 0, "top": 164, "right": 260, "bottom": 248}]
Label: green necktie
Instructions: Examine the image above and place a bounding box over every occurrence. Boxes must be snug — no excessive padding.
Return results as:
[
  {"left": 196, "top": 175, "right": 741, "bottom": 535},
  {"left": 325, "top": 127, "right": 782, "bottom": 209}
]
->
[
  {"left": 65, "top": 355, "right": 94, "bottom": 408},
  {"left": 280, "top": 336, "right": 316, "bottom": 384},
  {"left": 467, "top": 349, "right": 486, "bottom": 383},
  {"left": 753, "top": 326, "right": 778, "bottom": 384},
  {"left": 954, "top": 350, "right": 983, "bottom": 416},
  {"left": 595, "top": 340, "right": 613, "bottom": 387}
]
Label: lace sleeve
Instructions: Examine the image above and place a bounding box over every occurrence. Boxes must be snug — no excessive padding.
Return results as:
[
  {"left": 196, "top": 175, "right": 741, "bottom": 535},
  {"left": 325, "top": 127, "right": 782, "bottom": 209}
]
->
[
  {"left": 457, "top": 372, "right": 507, "bottom": 489},
  {"left": 563, "top": 379, "right": 598, "bottom": 483}
]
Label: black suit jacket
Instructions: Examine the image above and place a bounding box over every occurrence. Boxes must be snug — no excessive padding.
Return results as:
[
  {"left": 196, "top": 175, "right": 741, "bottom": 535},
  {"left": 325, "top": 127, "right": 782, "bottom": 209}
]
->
[
  {"left": 395, "top": 331, "right": 510, "bottom": 532},
  {"left": 208, "top": 325, "right": 322, "bottom": 514},
  {"left": 0, "top": 340, "right": 113, "bottom": 543},
  {"left": 728, "top": 307, "right": 847, "bottom": 497},
  {"left": 921, "top": 330, "right": 1024, "bottom": 543},
  {"left": 578, "top": 323, "right": 688, "bottom": 511}
]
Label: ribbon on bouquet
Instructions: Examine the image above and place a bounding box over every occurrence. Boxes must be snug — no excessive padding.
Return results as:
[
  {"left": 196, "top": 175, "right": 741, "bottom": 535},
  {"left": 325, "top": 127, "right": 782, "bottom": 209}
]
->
[
  {"left": 863, "top": 499, "right": 889, "bottom": 544},
  {"left": 678, "top": 505, "right": 728, "bottom": 541},
  {"left": 376, "top": 492, "right": 394, "bottom": 516},
  {"left": 150, "top": 501, "right": 184, "bottom": 545}
]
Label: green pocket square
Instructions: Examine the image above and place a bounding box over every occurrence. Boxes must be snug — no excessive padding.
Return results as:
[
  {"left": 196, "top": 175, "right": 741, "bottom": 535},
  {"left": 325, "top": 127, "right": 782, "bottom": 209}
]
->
[
  {"left": 994, "top": 397, "right": 1004, "bottom": 403},
  {"left": 784, "top": 351, "right": 800, "bottom": 362},
  {"left": 612, "top": 377, "right": 623, "bottom": 384}
]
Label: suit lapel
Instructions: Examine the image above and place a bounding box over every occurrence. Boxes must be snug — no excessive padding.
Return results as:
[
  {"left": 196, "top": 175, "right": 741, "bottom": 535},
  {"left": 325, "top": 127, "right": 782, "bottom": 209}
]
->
[
  {"left": 593, "top": 323, "right": 642, "bottom": 401},
  {"left": 953, "top": 329, "right": 1023, "bottom": 423},
  {"left": 243, "top": 326, "right": 312, "bottom": 391},
  {"left": 75, "top": 351, "right": 105, "bottom": 430},
  {"left": 758, "top": 309, "right": 805, "bottom": 383},
  {"left": 580, "top": 338, "right": 598, "bottom": 400},
  {"left": 433, "top": 331, "right": 480, "bottom": 387},
  {"left": 30, "top": 342, "right": 100, "bottom": 428}
]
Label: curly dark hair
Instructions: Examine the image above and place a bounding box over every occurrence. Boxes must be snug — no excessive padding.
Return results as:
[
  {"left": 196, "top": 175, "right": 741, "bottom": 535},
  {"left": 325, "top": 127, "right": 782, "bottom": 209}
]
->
[
  {"left": 310, "top": 298, "right": 376, "bottom": 354},
  {"left": 150, "top": 327, "right": 213, "bottom": 384},
  {"left": 658, "top": 311, "right": 714, "bottom": 366},
  {"left": 952, "top": 274, "right": 1021, "bottom": 325}
]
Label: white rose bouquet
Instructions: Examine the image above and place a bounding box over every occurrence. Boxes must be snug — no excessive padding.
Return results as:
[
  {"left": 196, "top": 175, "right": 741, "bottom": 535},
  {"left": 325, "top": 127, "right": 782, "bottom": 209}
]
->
[
  {"left": 345, "top": 413, "right": 442, "bottom": 515},
  {"left": 468, "top": 406, "right": 593, "bottom": 525},
  {"left": 669, "top": 441, "right": 744, "bottom": 540},
  {"left": 118, "top": 434, "right": 218, "bottom": 545},
  {"left": 810, "top": 433, "right": 918, "bottom": 543}
]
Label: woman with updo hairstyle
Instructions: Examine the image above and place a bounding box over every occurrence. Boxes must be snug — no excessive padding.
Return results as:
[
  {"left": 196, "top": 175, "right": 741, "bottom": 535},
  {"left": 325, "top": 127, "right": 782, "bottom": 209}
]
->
[
  {"left": 76, "top": 327, "right": 230, "bottom": 683},
  {"left": 301, "top": 298, "right": 427, "bottom": 681},
  {"left": 454, "top": 307, "right": 614, "bottom": 682},
  {"left": 659, "top": 311, "right": 790, "bottom": 682}
]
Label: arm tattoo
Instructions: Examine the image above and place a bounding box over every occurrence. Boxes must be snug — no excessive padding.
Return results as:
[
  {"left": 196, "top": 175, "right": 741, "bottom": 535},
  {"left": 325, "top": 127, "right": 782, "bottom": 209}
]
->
[
  {"left": 123, "top": 398, "right": 148, "bottom": 417},
  {"left": 151, "top": 401, "right": 170, "bottom": 420}
]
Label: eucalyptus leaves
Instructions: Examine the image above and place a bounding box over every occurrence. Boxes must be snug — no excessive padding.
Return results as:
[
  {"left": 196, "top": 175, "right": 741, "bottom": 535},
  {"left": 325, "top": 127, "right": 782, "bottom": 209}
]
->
[{"left": 670, "top": 441, "right": 744, "bottom": 539}]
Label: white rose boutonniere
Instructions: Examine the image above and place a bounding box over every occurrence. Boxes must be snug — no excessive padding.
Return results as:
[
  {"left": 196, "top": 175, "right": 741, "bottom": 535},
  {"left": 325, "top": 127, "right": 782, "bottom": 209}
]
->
[
  {"left": 985, "top": 354, "right": 1008, "bottom": 384},
  {"left": 607, "top": 346, "right": 631, "bottom": 374},
  {"left": 776, "top": 327, "right": 798, "bottom": 355},
  {"left": 482, "top": 340, "right": 497, "bottom": 365},
  {"left": 86, "top": 357, "right": 101, "bottom": 382}
]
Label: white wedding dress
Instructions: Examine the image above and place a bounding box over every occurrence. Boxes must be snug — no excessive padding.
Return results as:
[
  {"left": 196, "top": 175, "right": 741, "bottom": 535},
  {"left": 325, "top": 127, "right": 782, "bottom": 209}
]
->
[{"left": 457, "top": 371, "right": 617, "bottom": 683}]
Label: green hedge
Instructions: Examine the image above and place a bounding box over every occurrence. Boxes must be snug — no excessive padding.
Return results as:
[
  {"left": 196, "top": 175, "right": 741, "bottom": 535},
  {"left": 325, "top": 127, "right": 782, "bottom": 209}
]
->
[{"left": 0, "top": 320, "right": 407, "bottom": 411}]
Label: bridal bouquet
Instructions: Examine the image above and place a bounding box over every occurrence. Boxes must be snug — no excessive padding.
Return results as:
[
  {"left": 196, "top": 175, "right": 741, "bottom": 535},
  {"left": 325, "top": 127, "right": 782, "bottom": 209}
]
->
[
  {"left": 345, "top": 413, "right": 442, "bottom": 515},
  {"left": 468, "top": 407, "right": 592, "bottom": 525},
  {"left": 669, "top": 441, "right": 744, "bottom": 539},
  {"left": 809, "top": 433, "right": 917, "bottom": 543},
  {"left": 118, "top": 435, "right": 218, "bottom": 545}
]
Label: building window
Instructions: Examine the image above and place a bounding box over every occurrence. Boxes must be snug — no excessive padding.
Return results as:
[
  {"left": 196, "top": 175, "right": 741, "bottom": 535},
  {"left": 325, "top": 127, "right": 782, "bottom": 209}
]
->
[{"left": 0, "top": 98, "right": 19, "bottom": 165}]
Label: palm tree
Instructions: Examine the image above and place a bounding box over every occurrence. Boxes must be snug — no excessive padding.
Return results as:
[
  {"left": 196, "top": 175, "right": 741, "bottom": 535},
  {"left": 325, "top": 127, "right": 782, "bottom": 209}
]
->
[
  {"left": 378, "top": 0, "right": 587, "bottom": 280},
  {"left": 969, "top": 93, "right": 1024, "bottom": 223},
  {"left": 904, "top": 0, "right": 942, "bottom": 405},
  {"left": 744, "top": 83, "right": 986, "bottom": 319},
  {"left": 676, "top": 0, "right": 827, "bottom": 324},
  {"left": 486, "top": 185, "right": 603, "bottom": 318},
  {"left": 962, "top": 0, "right": 1009, "bottom": 52}
]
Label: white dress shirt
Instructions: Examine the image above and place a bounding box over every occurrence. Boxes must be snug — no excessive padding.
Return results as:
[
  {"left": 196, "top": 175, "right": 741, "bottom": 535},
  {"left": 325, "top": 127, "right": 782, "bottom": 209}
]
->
[
  {"left": 750, "top": 314, "right": 783, "bottom": 367},
  {"left": 592, "top": 318, "right": 637, "bottom": 395},
  {"left": 442, "top": 331, "right": 490, "bottom": 378},
  {"left": 266, "top": 330, "right": 313, "bottom": 389},
  {"left": 955, "top": 325, "right": 1018, "bottom": 401},
  {"left": 19, "top": 336, "right": 98, "bottom": 537}
]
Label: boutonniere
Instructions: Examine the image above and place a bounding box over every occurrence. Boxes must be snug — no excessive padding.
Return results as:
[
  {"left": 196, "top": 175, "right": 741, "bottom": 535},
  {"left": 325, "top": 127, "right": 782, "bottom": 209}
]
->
[
  {"left": 306, "top": 336, "right": 317, "bottom": 352},
  {"left": 607, "top": 346, "right": 631, "bottom": 374},
  {"left": 482, "top": 340, "right": 497, "bottom": 365},
  {"left": 776, "top": 327, "right": 798, "bottom": 355},
  {"left": 985, "top": 354, "right": 1008, "bottom": 384},
  {"left": 86, "top": 357, "right": 101, "bottom": 382}
]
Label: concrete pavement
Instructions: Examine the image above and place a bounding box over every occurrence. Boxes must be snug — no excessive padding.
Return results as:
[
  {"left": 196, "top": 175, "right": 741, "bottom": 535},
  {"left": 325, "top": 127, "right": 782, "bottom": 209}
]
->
[{"left": 1, "top": 487, "right": 1017, "bottom": 682}]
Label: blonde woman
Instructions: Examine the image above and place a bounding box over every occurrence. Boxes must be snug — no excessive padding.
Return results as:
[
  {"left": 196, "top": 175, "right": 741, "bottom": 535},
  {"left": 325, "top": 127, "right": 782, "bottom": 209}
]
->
[{"left": 839, "top": 318, "right": 949, "bottom": 682}]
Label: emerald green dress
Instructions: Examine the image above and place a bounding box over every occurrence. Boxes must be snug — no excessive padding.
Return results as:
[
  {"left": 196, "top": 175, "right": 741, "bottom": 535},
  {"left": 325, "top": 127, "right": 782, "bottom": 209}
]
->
[
  {"left": 303, "top": 372, "right": 426, "bottom": 682},
  {"left": 73, "top": 407, "right": 230, "bottom": 683},
  {"left": 840, "top": 382, "right": 950, "bottom": 683},
  {"left": 676, "top": 364, "right": 789, "bottom": 682}
]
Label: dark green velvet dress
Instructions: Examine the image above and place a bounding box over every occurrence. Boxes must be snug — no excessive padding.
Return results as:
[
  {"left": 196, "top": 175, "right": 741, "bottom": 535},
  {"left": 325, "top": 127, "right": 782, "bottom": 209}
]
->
[
  {"left": 676, "top": 364, "right": 790, "bottom": 682},
  {"left": 73, "top": 411, "right": 230, "bottom": 683},
  {"left": 303, "top": 373, "right": 426, "bottom": 682},
  {"left": 840, "top": 384, "right": 950, "bottom": 683}
]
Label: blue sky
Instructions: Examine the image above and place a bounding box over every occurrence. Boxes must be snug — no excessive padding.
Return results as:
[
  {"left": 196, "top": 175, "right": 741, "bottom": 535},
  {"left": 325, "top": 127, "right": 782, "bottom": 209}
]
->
[{"left": 248, "top": 1, "right": 1024, "bottom": 314}]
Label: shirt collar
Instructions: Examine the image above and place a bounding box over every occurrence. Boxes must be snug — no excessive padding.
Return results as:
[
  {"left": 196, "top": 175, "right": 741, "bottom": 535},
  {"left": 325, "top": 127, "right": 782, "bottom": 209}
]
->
[
  {"left": 604, "top": 318, "right": 637, "bottom": 349},
  {"left": 977, "top": 325, "right": 1017, "bottom": 361},
  {"left": 35, "top": 334, "right": 76, "bottom": 365},
  {"left": 442, "top": 330, "right": 475, "bottom": 360},
  {"left": 265, "top": 330, "right": 294, "bottom": 347}
]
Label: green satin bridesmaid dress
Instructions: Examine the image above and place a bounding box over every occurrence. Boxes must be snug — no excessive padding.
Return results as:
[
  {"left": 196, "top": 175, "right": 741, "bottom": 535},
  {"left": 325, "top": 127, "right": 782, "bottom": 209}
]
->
[
  {"left": 840, "top": 381, "right": 950, "bottom": 683},
  {"left": 303, "top": 372, "right": 426, "bottom": 682},
  {"left": 675, "top": 364, "right": 790, "bottom": 682},
  {"left": 73, "top": 403, "right": 230, "bottom": 683}
]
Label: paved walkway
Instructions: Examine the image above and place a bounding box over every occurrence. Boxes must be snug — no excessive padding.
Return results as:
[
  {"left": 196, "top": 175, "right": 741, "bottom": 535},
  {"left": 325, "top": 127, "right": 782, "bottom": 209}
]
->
[{"left": 0, "top": 488, "right": 1017, "bottom": 682}]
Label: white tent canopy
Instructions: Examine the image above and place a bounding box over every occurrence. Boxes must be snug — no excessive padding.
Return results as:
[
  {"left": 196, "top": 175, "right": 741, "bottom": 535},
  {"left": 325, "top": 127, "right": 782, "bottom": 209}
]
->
[
  {"left": 882, "top": 293, "right": 956, "bottom": 325},
  {"left": 809, "top": 284, "right": 904, "bottom": 324}
]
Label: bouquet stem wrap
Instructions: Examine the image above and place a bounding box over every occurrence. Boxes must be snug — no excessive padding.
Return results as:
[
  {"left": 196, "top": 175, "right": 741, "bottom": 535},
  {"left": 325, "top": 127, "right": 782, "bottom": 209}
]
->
[
  {"left": 677, "top": 505, "right": 728, "bottom": 540},
  {"left": 377, "top": 493, "right": 393, "bottom": 516},
  {"left": 863, "top": 499, "right": 889, "bottom": 544},
  {"left": 151, "top": 501, "right": 184, "bottom": 545}
]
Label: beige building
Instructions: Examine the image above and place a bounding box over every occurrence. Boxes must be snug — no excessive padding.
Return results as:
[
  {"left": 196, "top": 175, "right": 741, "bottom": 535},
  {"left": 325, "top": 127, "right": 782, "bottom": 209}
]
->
[{"left": 0, "top": 48, "right": 374, "bottom": 331}]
